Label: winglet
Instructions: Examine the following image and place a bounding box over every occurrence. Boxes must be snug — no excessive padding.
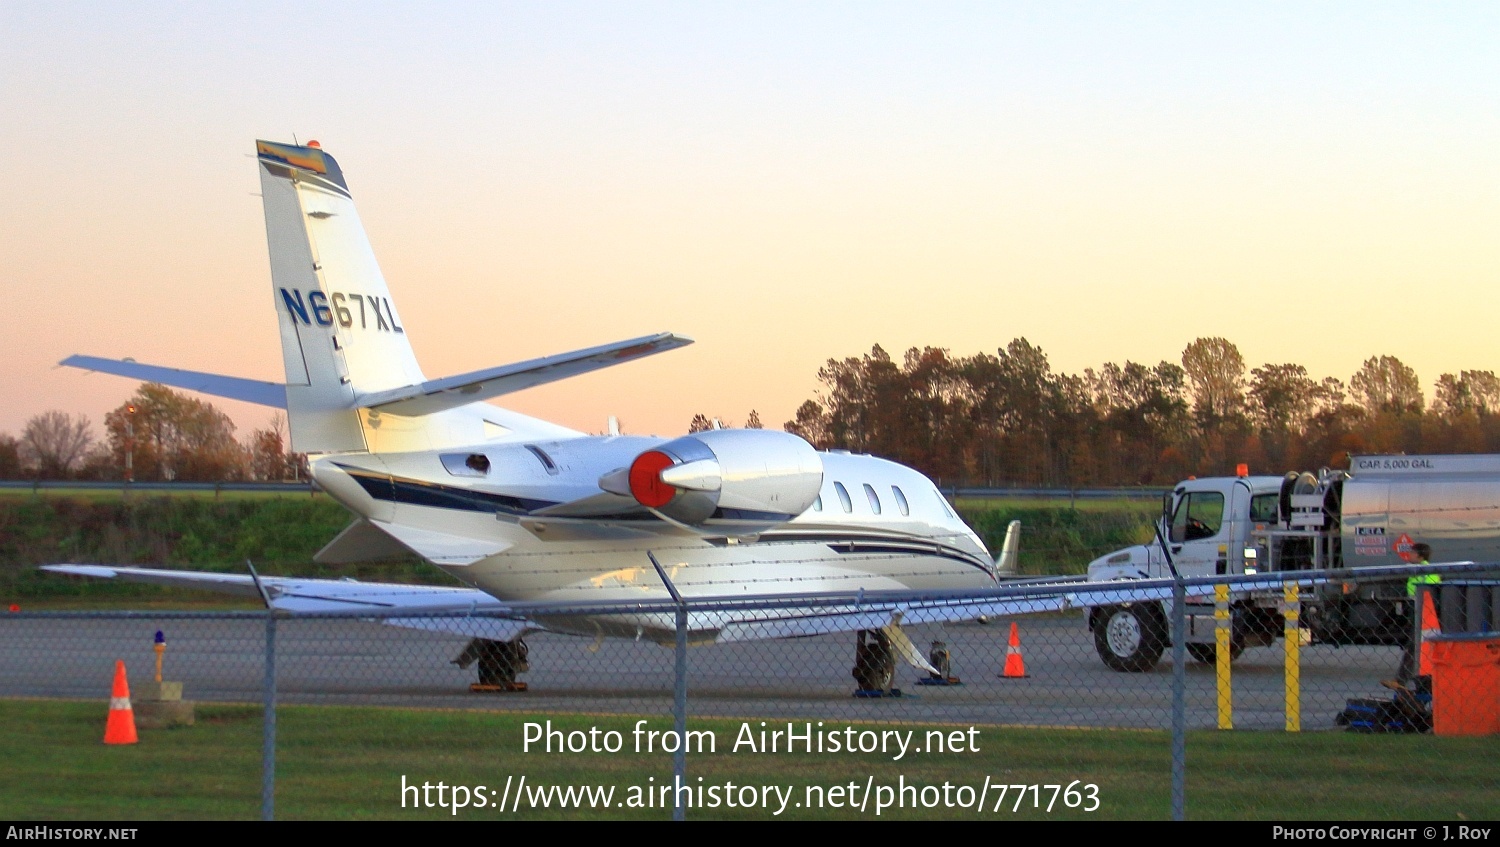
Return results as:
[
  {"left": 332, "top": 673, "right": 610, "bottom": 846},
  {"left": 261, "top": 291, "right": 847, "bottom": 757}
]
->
[{"left": 995, "top": 520, "right": 1021, "bottom": 576}]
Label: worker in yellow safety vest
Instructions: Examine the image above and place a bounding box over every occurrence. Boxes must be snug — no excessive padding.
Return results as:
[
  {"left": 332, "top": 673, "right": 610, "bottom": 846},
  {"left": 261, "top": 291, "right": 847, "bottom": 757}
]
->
[
  {"left": 1393, "top": 542, "right": 1439, "bottom": 685},
  {"left": 1407, "top": 542, "right": 1440, "bottom": 597}
]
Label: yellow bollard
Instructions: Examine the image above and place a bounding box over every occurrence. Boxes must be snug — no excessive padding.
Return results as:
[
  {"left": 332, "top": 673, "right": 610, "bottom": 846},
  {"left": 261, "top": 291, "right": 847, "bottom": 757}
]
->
[
  {"left": 1216, "top": 583, "right": 1232, "bottom": 730},
  {"left": 1283, "top": 583, "right": 1301, "bottom": 732}
]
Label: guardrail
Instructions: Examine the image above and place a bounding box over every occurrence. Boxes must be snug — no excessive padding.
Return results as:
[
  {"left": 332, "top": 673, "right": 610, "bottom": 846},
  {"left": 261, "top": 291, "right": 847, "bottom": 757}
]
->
[{"left": 0, "top": 480, "right": 317, "bottom": 494}]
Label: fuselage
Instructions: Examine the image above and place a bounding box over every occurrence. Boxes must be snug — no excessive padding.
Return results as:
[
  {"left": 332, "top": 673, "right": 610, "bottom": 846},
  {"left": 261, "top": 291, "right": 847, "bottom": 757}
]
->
[{"left": 311, "top": 434, "right": 996, "bottom": 619}]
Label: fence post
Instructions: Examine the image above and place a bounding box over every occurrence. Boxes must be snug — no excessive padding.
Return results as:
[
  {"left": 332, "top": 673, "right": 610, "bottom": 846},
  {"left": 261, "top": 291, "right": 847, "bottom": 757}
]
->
[
  {"left": 1215, "top": 584, "right": 1232, "bottom": 730},
  {"left": 262, "top": 609, "right": 277, "bottom": 821},
  {"left": 1171, "top": 579, "right": 1186, "bottom": 821},
  {"left": 673, "top": 602, "right": 688, "bottom": 822},
  {"left": 648, "top": 552, "right": 688, "bottom": 822},
  {"left": 1283, "top": 582, "right": 1301, "bottom": 732}
]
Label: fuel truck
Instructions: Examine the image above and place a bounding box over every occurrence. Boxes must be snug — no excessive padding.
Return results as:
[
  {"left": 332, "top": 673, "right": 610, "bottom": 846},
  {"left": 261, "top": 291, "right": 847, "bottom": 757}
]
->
[{"left": 1085, "top": 454, "right": 1500, "bottom": 671}]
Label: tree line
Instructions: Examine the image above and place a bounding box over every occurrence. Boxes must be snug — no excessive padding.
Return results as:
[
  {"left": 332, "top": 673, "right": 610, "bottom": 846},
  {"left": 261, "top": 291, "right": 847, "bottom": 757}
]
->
[
  {"left": 778, "top": 338, "right": 1500, "bottom": 487},
  {"left": 0, "top": 384, "right": 302, "bottom": 482},
  {"left": 12, "top": 336, "right": 1499, "bottom": 487}
]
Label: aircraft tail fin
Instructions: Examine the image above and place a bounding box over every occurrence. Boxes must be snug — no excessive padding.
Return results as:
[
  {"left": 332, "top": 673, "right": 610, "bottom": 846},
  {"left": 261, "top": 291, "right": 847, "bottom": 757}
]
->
[
  {"left": 64, "top": 141, "right": 690, "bottom": 455},
  {"left": 257, "top": 140, "right": 429, "bottom": 453}
]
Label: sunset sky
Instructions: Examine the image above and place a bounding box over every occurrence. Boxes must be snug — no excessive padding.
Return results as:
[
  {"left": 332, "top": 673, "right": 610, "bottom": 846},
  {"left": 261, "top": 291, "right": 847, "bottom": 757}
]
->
[{"left": 2, "top": 3, "right": 1497, "bottom": 444}]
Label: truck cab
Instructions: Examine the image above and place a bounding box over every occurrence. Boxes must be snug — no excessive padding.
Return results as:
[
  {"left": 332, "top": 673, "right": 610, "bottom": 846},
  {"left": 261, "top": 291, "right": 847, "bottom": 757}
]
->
[{"left": 1086, "top": 474, "right": 1285, "bottom": 671}]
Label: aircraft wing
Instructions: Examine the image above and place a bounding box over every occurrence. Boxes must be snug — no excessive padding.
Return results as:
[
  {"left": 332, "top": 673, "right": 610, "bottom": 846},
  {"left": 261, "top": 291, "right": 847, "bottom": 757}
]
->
[
  {"left": 356, "top": 333, "right": 694, "bottom": 417},
  {"left": 711, "top": 569, "right": 1345, "bottom": 644},
  {"left": 59, "top": 356, "right": 288, "bottom": 408},
  {"left": 39, "top": 565, "right": 533, "bottom": 641},
  {"left": 39, "top": 563, "right": 1364, "bottom": 667}
]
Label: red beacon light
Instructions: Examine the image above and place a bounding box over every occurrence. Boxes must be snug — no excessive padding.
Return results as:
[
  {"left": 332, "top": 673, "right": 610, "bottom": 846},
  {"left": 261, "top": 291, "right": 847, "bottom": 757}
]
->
[
  {"left": 307, "top": 140, "right": 321, "bottom": 148},
  {"left": 1236, "top": 463, "right": 1250, "bottom": 478}
]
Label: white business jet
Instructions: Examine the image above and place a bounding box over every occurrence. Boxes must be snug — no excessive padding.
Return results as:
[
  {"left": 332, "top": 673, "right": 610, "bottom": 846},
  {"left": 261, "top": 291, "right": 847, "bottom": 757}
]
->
[{"left": 50, "top": 140, "right": 1030, "bottom": 690}]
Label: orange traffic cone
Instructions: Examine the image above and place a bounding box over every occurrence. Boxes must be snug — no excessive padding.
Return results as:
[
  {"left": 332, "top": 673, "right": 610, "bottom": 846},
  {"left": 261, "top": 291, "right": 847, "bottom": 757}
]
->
[
  {"left": 104, "top": 660, "right": 138, "bottom": 745},
  {"left": 999, "top": 622, "right": 1029, "bottom": 679},
  {"left": 1417, "top": 589, "right": 1441, "bottom": 678}
]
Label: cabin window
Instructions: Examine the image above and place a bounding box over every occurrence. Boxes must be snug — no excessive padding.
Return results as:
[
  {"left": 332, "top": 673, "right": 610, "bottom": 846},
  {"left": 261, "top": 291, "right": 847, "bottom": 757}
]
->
[
  {"left": 892, "top": 485, "right": 910, "bottom": 516},
  {"left": 834, "top": 482, "right": 853, "bottom": 513},
  {"left": 441, "top": 453, "right": 489, "bottom": 477},
  {"left": 525, "top": 445, "right": 559, "bottom": 475},
  {"left": 863, "top": 483, "right": 882, "bottom": 514}
]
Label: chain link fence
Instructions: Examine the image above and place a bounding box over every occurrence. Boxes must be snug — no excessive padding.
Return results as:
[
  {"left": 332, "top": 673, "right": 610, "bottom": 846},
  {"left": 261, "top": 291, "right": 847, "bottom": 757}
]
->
[{"left": 4, "top": 563, "right": 1498, "bottom": 820}]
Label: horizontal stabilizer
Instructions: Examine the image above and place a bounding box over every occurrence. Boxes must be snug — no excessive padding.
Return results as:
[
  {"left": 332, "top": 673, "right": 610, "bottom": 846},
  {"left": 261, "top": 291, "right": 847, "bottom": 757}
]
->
[
  {"left": 358, "top": 333, "right": 693, "bottom": 417},
  {"left": 60, "top": 356, "right": 287, "bottom": 408}
]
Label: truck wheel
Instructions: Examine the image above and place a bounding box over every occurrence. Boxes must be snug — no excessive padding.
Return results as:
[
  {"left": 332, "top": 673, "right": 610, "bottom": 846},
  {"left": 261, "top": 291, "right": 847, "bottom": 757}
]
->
[
  {"left": 1186, "top": 641, "right": 1244, "bottom": 665},
  {"left": 1094, "top": 604, "right": 1167, "bottom": 672}
]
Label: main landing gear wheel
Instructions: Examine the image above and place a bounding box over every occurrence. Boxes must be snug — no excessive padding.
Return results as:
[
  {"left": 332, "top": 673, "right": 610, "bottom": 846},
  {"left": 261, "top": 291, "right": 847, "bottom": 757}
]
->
[
  {"left": 454, "top": 638, "right": 530, "bottom": 692},
  {"left": 1093, "top": 604, "right": 1167, "bottom": 672},
  {"left": 852, "top": 629, "right": 897, "bottom": 695}
]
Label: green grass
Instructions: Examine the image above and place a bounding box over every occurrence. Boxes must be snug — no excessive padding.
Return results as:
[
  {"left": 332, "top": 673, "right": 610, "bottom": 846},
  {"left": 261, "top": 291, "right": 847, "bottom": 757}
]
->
[
  {"left": 958, "top": 502, "right": 1159, "bottom": 575},
  {"left": 1, "top": 495, "right": 444, "bottom": 604},
  {"left": 3, "top": 700, "right": 1495, "bottom": 820},
  {"left": 954, "top": 496, "right": 1161, "bottom": 514}
]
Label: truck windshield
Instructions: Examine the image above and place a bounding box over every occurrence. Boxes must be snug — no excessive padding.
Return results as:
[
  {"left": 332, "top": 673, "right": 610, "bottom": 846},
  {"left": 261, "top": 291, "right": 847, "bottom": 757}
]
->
[{"left": 1171, "top": 491, "right": 1225, "bottom": 542}]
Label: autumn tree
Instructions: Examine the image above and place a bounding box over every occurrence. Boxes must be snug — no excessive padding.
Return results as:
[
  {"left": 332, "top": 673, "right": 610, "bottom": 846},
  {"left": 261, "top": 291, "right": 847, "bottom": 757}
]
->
[
  {"left": 744, "top": 410, "right": 763, "bottom": 429},
  {"left": 1249, "top": 364, "right": 1319, "bottom": 432},
  {"left": 1350, "top": 356, "right": 1424, "bottom": 415},
  {"left": 0, "top": 433, "right": 22, "bottom": 479},
  {"left": 687, "top": 414, "right": 713, "bottom": 433},
  {"left": 246, "top": 413, "right": 302, "bottom": 481},
  {"left": 1085, "top": 361, "right": 1190, "bottom": 483},
  {"left": 784, "top": 400, "right": 830, "bottom": 447},
  {"left": 1434, "top": 371, "right": 1500, "bottom": 417},
  {"left": 964, "top": 338, "right": 1070, "bottom": 485},
  {"left": 19, "top": 411, "right": 95, "bottom": 478},
  {"left": 1182, "top": 337, "right": 1247, "bottom": 426},
  {"left": 103, "top": 384, "right": 248, "bottom": 481}
]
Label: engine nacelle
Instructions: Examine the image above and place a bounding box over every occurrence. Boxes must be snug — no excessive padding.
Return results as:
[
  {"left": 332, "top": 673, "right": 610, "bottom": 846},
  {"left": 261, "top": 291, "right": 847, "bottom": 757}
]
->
[{"left": 621, "top": 429, "right": 824, "bottom": 530}]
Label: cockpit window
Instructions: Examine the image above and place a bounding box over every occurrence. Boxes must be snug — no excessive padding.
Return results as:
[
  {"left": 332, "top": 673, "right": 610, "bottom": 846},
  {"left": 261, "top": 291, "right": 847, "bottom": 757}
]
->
[
  {"left": 892, "top": 485, "right": 910, "bottom": 516},
  {"left": 812, "top": 495, "right": 823, "bottom": 512},
  {"left": 441, "top": 453, "right": 489, "bottom": 477},
  {"left": 863, "top": 483, "right": 882, "bottom": 514},
  {"left": 934, "top": 489, "right": 954, "bottom": 518}
]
